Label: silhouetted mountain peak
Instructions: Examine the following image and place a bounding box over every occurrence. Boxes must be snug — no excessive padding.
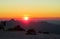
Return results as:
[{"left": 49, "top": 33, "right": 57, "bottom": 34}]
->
[{"left": 9, "top": 19, "right": 16, "bottom": 22}]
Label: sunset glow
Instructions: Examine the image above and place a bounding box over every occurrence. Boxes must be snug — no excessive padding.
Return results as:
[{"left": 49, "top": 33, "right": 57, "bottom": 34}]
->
[
  {"left": 24, "top": 16, "right": 29, "bottom": 21},
  {"left": 0, "top": 0, "right": 60, "bottom": 18}
]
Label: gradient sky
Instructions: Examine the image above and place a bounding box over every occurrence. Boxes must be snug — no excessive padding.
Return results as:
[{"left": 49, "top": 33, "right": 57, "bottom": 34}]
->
[{"left": 0, "top": 0, "right": 60, "bottom": 18}]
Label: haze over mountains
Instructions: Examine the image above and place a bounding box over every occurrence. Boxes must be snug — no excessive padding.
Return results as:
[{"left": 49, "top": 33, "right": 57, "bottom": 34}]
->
[{"left": 0, "top": 19, "right": 60, "bottom": 34}]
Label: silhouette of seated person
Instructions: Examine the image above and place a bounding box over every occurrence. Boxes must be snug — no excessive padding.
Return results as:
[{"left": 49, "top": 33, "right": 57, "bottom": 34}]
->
[
  {"left": 0, "top": 26, "right": 4, "bottom": 30},
  {"left": 26, "top": 29, "right": 36, "bottom": 35},
  {"left": 0, "top": 24, "right": 5, "bottom": 30}
]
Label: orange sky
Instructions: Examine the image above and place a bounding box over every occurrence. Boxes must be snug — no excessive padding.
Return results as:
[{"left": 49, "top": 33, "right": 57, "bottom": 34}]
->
[{"left": 0, "top": 0, "right": 60, "bottom": 18}]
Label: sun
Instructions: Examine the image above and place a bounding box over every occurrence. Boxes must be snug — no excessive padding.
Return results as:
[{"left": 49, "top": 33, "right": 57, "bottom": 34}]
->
[
  {"left": 24, "top": 16, "right": 29, "bottom": 21},
  {"left": 22, "top": 16, "right": 30, "bottom": 24}
]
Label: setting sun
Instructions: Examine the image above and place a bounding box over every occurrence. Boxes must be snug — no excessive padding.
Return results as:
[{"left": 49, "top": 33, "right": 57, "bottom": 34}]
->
[{"left": 24, "top": 16, "right": 29, "bottom": 21}]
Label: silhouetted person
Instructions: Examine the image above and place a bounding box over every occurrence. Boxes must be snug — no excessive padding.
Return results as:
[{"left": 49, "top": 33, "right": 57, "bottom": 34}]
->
[
  {"left": 3, "top": 21, "right": 6, "bottom": 26},
  {"left": 0, "top": 21, "right": 6, "bottom": 30},
  {"left": 26, "top": 29, "right": 36, "bottom": 35}
]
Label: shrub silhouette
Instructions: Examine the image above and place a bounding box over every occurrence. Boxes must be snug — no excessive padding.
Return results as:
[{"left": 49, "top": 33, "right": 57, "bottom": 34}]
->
[
  {"left": 26, "top": 29, "right": 36, "bottom": 35},
  {"left": 42, "top": 32, "right": 49, "bottom": 34},
  {"left": 14, "top": 25, "right": 25, "bottom": 31},
  {"left": 38, "top": 31, "right": 49, "bottom": 34},
  {"left": 38, "top": 31, "right": 42, "bottom": 33},
  {"left": 7, "top": 25, "right": 25, "bottom": 31}
]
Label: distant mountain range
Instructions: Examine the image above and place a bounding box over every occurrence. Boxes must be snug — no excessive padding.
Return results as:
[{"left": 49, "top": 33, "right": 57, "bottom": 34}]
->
[
  {"left": 46, "top": 20, "right": 60, "bottom": 25},
  {"left": 5, "top": 19, "right": 22, "bottom": 28},
  {"left": 0, "top": 19, "right": 60, "bottom": 34},
  {"left": 26, "top": 20, "right": 60, "bottom": 34}
]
